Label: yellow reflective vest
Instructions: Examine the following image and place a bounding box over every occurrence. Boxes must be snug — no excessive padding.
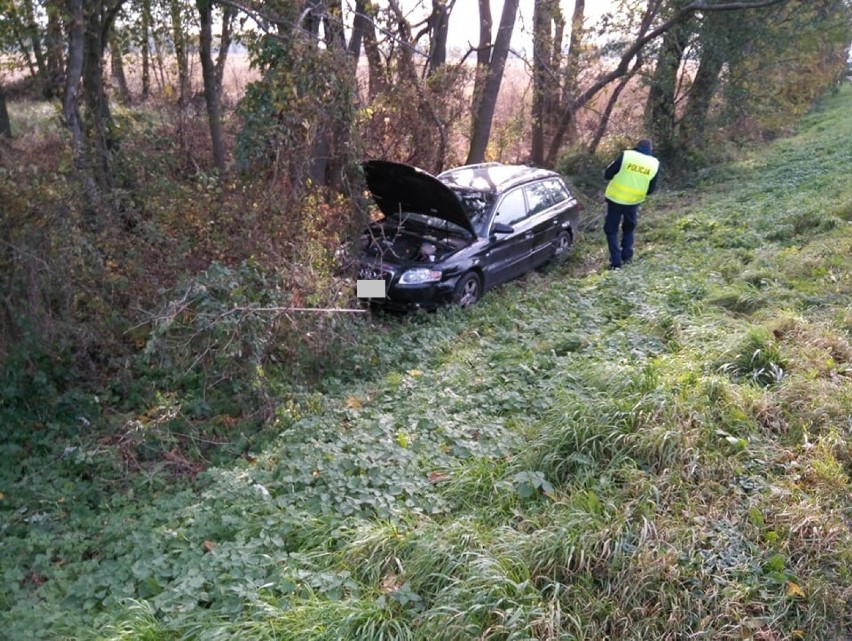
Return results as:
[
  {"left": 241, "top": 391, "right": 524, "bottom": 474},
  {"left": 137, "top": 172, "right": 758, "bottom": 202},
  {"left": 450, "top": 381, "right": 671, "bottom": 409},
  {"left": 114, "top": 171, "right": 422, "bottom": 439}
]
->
[{"left": 605, "top": 150, "right": 660, "bottom": 205}]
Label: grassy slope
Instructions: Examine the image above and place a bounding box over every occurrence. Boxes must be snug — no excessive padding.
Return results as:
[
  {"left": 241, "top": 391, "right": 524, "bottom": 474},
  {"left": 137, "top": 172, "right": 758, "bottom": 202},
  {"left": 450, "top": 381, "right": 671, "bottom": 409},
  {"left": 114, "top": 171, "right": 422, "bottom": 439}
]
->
[{"left": 2, "top": 87, "right": 851, "bottom": 640}]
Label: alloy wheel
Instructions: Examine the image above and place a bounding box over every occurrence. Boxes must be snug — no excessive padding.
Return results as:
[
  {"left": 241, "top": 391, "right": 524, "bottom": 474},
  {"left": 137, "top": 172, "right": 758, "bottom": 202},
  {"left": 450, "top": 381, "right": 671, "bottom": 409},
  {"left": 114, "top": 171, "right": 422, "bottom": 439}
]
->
[
  {"left": 553, "top": 231, "right": 572, "bottom": 261},
  {"left": 455, "top": 273, "right": 481, "bottom": 308}
]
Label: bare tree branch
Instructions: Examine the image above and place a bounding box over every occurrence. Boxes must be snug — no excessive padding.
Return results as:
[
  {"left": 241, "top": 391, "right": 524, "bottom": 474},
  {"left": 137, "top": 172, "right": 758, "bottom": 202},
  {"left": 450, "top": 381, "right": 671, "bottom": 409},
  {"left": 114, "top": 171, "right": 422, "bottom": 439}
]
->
[
  {"left": 216, "top": 0, "right": 430, "bottom": 58},
  {"left": 544, "top": 0, "right": 790, "bottom": 165},
  {"left": 689, "top": 0, "right": 786, "bottom": 8}
]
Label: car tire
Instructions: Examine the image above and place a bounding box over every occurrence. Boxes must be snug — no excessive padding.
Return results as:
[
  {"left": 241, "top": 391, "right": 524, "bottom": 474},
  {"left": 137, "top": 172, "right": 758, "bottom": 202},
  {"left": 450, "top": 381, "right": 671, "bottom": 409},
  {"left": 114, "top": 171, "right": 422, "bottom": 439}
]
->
[
  {"left": 453, "top": 272, "right": 482, "bottom": 308},
  {"left": 551, "top": 230, "right": 573, "bottom": 264}
]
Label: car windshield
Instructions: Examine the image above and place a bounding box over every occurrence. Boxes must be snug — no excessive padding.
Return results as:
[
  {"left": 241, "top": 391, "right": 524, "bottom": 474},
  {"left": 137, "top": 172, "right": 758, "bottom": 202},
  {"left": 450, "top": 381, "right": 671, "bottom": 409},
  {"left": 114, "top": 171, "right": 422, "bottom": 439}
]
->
[{"left": 454, "top": 189, "right": 494, "bottom": 236}]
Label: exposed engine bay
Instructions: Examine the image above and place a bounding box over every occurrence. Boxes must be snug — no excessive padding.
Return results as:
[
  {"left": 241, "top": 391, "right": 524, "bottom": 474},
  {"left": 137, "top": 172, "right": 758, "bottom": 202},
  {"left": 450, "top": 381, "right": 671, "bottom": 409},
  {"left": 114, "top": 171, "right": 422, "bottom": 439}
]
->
[{"left": 361, "top": 225, "right": 469, "bottom": 264}]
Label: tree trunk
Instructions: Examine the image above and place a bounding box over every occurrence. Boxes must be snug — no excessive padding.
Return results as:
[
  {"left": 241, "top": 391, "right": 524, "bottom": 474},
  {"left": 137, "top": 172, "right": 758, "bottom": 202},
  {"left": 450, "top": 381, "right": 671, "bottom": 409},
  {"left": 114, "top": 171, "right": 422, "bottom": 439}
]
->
[
  {"left": 44, "top": 0, "right": 66, "bottom": 98},
  {"left": 22, "top": 0, "right": 47, "bottom": 79},
  {"left": 426, "top": 0, "right": 450, "bottom": 76},
  {"left": 13, "top": 31, "right": 39, "bottom": 79},
  {"left": 388, "top": 0, "right": 447, "bottom": 171},
  {"left": 559, "top": 0, "right": 583, "bottom": 146},
  {"left": 83, "top": 0, "right": 114, "bottom": 191},
  {"left": 531, "top": 0, "right": 560, "bottom": 165},
  {"left": 325, "top": 0, "right": 361, "bottom": 188},
  {"left": 466, "top": 0, "right": 520, "bottom": 165},
  {"left": 150, "top": 6, "right": 168, "bottom": 95},
  {"left": 301, "top": 0, "right": 329, "bottom": 186},
  {"left": 169, "top": 0, "right": 190, "bottom": 159},
  {"left": 298, "top": 1, "right": 353, "bottom": 187},
  {"left": 348, "top": 0, "right": 368, "bottom": 60},
  {"left": 141, "top": 0, "right": 151, "bottom": 99},
  {"left": 645, "top": 19, "right": 691, "bottom": 158},
  {"left": 301, "top": 0, "right": 322, "bottom": 38},
  {"left": 308, "top": 129, "right": 332, "bottom": 187},
  {"left": 197, "top": 0, "right": 226, "bottom": 172},
  {"left": 110, "top": 30, "right": 132, "bottom": 104},
  {"left": 323, "top": 0, "right": 347, "bottom": 49},
  {"left": 0, "top": 83, "right": 11, "bottom": 139},
  {"left": 548, "top": 6, "right": 565, "bottom": 125},
  {"left": 63, "top": 0, "right": 103, "bottom": 220},
  {"left": 469, "top": 0, "right": 492, "bottom": 130},
  {"left": 63, "top": 0, "right": 85, "bottom": 156},
  {"left": 362, "top": 4, "right": 386, "bottom": 99},
  {"left": 215, "top": 6, "right": 236, "bottom": 99},
  {"left": 678, "top": 37, "right": 725, "bottom": 151}
]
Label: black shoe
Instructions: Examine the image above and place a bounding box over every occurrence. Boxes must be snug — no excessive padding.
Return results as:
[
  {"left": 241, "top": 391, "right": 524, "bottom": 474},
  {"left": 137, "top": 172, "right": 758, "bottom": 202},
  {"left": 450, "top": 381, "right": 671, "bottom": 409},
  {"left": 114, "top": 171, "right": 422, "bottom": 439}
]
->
[{"left": 608, "top": 264, "right": 621, "bottom": 270}]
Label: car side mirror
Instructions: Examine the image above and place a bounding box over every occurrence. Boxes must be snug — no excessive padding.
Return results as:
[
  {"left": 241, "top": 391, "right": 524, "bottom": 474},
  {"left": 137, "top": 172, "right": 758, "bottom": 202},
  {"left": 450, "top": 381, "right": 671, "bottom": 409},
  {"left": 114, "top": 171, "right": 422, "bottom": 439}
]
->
[{"left": 491, "top": 223, "right": 514, "bottom": 235}]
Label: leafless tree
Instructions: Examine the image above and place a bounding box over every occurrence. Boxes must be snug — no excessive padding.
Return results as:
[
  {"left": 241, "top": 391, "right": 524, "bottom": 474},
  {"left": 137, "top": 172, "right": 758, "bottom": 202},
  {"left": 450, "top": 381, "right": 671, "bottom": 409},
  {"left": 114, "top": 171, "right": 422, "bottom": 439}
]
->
[
  {"left": 466, "top": 0, "right": 520, "bottom": 164},
  {"left": 542, "top": 0, "right": 789, "bottom": 166}
]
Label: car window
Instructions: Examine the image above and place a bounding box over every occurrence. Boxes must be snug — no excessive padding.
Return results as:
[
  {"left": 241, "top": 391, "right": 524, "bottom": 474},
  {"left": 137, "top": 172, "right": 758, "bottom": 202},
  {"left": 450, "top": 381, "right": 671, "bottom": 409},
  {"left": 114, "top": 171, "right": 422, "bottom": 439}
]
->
[
  {"left": 491, "top": 188, "right": 527, "bottom": 228},
  {"left": 544, "top": 178, "right": 577, "bottom": 206},
  {"left": 525, "top": 181, "right": 556, "bottom": 216}
]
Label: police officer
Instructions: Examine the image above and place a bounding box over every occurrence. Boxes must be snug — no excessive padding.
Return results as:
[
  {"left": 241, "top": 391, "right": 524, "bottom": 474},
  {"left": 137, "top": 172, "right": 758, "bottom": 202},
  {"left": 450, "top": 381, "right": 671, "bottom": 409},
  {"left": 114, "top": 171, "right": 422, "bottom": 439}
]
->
[{"left": 603, "top": 138, "right": 660, "bottom": 269}]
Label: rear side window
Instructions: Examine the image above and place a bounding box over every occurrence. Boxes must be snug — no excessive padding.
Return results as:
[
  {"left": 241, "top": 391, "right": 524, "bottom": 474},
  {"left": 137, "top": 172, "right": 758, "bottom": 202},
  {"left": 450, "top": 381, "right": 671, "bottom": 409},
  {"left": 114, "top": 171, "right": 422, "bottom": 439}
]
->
[
  {"left": 525, "top": 181, "right": 556, "bottom": 216},
  {"left": 544, "top": 178, "right": 577, "bottom": 206}
]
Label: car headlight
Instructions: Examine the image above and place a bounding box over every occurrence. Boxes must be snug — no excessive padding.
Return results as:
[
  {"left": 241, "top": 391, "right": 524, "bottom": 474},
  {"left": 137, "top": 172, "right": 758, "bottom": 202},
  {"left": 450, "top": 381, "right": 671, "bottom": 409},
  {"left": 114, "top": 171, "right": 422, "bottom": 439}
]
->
[{"left": 398, "top": 268, "right": 442, "bottom": 284}]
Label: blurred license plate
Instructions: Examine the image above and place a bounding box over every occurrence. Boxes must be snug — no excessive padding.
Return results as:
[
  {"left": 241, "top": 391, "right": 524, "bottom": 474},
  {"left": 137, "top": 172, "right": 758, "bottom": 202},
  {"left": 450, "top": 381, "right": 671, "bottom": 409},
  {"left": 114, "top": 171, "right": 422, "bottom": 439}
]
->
[{"left": 357, "top": 279, "right": 385, "bottom": 298}]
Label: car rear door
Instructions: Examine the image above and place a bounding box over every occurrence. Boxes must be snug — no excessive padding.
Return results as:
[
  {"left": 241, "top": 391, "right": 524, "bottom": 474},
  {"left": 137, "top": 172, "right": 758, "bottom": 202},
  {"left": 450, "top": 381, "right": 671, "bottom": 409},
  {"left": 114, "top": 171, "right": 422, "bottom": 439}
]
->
[
  {"left": 481, "top": 187, "right": 532, "bottom": 287},
  {"left": 524, "top": 180, "right": 560, "bottom": 266},
  {"left": 530, "top": 178, "right": 584, "bottom": 264}
]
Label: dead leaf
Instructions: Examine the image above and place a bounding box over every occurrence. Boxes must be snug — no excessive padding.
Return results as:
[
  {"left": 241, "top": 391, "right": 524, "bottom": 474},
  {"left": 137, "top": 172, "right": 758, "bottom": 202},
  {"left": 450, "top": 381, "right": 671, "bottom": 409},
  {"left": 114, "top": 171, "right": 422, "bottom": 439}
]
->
[
  {"left": 408, "top": 369, "right": 422, "bottom": 377},
  {"left": 345, "top": 396, "right": 362, "bottom": 409},
  {"left": 23, "top": 572, "right": 47, "bottom": 587},
  {"left": 203, "top": 540, "right": 216, "bottom": 553},
  {"left": 380, "top": 572, "right": 401, "bottom": 592},
  {"left": 428, "top": 471, "right": 447, "bottom": 484},
  {"left": 786, "top": 581, "right": 806, "bottom": 598}
]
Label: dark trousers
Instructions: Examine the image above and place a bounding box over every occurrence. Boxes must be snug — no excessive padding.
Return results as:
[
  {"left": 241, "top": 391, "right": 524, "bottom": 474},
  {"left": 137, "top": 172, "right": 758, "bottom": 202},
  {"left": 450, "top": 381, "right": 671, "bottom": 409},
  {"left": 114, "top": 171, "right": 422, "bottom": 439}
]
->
[{"left": 604, "top": 200, "right": 639, "bottom": 268}]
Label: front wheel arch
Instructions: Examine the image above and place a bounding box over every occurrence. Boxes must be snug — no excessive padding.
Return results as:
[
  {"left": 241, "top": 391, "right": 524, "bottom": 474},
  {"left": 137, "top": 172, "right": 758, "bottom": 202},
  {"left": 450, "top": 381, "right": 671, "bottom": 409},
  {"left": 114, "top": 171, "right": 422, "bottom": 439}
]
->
[{"left": 452, "top": 271, "right": 483, "bottom": 308}]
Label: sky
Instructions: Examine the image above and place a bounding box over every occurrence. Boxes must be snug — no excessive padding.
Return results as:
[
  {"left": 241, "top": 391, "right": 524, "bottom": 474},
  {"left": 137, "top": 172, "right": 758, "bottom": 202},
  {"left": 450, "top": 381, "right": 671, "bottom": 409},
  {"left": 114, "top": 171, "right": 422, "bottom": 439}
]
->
[{"left": 441, "top": 0, "right": 614, "bottom": 55}]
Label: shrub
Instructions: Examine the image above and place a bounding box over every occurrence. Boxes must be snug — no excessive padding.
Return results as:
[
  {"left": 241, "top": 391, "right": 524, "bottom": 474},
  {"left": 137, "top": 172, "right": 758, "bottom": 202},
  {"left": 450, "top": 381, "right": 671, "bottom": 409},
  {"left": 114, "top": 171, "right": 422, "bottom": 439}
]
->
[{"left": 142, "top": 258, "right": 364, "bottom": 406}]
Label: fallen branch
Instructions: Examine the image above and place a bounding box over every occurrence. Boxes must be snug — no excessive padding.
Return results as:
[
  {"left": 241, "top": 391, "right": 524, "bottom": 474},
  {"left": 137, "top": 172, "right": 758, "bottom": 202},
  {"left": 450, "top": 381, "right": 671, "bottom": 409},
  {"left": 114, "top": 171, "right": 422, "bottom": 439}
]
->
[
  {"left": 128, "top": 303, "right": 367, "bottom": 334},
  {"left": 228, "top": 306, "right": 368, "bottom": 314}
]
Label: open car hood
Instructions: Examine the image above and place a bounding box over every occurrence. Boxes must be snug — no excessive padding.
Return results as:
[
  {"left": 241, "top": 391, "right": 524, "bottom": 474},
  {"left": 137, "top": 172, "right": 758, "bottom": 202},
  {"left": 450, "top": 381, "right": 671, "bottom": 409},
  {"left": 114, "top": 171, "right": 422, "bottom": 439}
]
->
[{"left": 363, "top": 160, "right": 476, "bottom": 236}]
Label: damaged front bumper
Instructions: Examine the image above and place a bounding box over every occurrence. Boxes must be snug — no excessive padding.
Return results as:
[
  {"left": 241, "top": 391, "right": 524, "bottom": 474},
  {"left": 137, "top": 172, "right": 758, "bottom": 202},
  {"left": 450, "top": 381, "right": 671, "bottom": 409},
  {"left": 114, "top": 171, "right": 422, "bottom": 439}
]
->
[{"left": 357, "top": 261, "right": 459, "bottom": 310}]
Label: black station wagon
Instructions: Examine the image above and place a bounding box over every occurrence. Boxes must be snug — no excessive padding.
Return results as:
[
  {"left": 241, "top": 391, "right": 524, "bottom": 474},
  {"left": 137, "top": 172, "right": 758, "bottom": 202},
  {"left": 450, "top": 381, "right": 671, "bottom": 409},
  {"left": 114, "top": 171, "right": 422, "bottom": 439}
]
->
[{"left": 357, "top": 160, "right": 583, "bottom": 310}]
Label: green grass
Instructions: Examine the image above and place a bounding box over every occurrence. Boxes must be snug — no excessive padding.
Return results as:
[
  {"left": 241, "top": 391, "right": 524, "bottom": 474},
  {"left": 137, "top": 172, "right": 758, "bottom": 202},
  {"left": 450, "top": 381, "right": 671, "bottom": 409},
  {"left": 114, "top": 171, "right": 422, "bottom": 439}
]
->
[{"left": 2, "top": 86, "right": 852, "bottom": 640}]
